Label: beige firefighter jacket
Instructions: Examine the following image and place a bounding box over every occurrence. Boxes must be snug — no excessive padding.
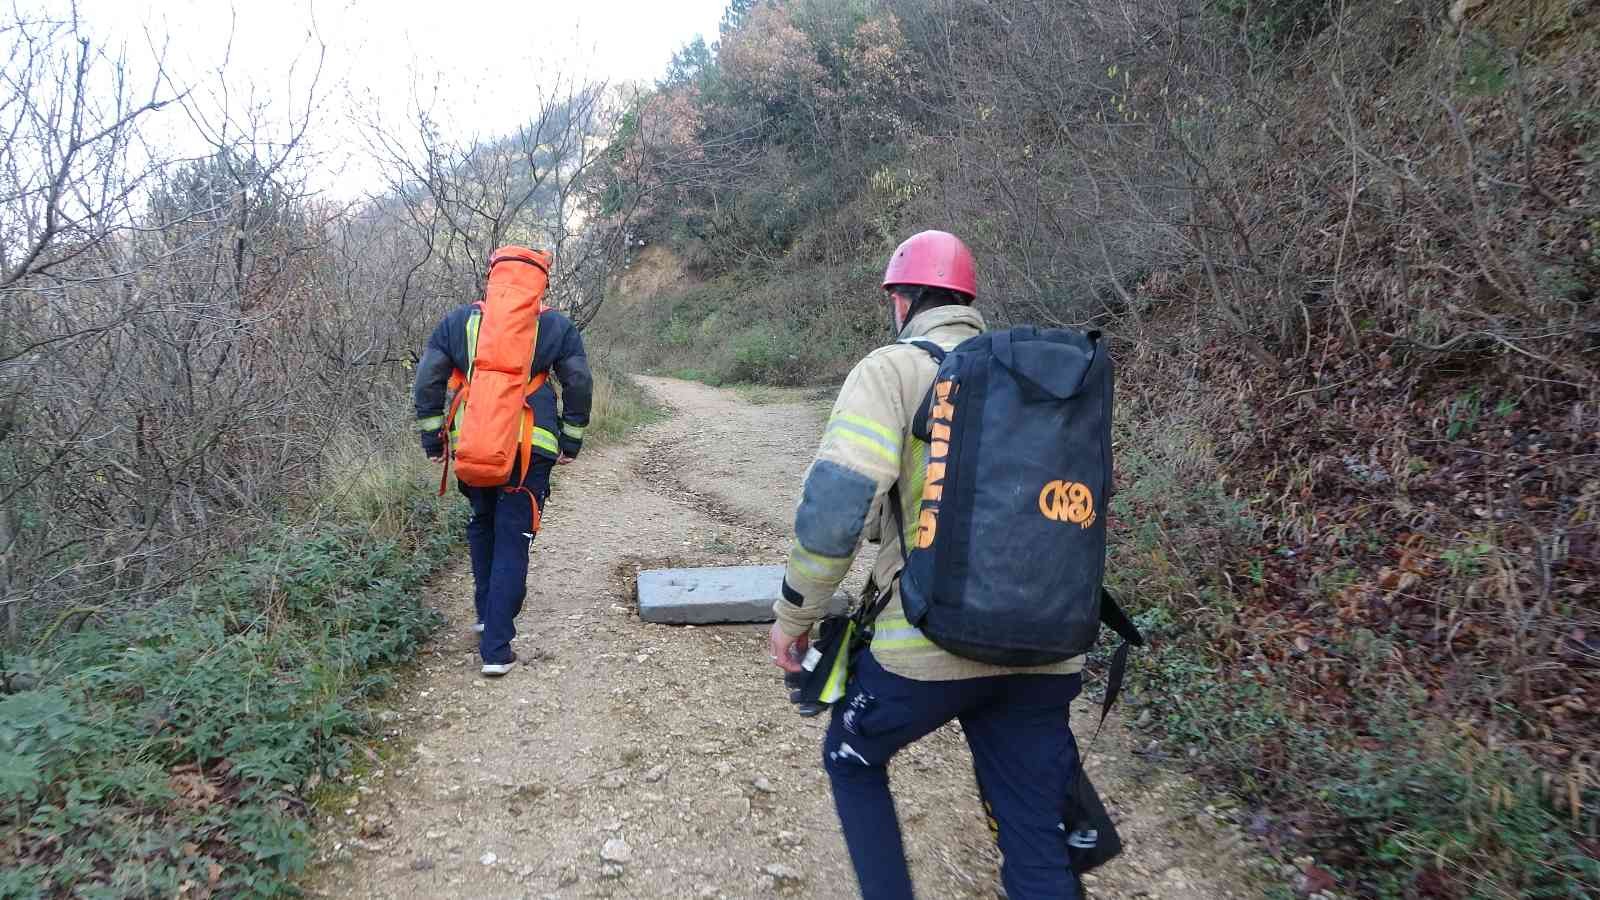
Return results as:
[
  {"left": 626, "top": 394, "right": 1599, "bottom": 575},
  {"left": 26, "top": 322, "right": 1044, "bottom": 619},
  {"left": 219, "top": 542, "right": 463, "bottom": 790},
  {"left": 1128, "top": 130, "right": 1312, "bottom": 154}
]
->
[{"left": 776, "top": 304, "right": 1085, "bottom": 681}]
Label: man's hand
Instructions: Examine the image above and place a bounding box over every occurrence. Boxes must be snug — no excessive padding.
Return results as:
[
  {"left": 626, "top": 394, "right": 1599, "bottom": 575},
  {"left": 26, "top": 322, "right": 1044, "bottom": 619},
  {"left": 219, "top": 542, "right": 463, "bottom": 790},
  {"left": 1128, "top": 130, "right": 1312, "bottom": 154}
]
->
[
  {"left": 421, "top": 430, "right": 446, "bottom": 462},
  {"left": 768, "top": 621, "right": 809, "bottom": 673},
  {"left": 428, "top": 455, "right": 444, "bottom": 465},
  {"left": 556, "top": 453, "right": 574, "bottom": 466}
]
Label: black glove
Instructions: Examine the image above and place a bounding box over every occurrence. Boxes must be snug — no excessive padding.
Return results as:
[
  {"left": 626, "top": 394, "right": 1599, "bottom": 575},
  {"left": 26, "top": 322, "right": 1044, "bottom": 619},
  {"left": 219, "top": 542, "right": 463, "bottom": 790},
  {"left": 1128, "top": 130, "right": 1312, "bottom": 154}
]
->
[
  {"left": 420, "top": 429, "right": 445, "bottom": 459},
  {"left": 784, "top": 669, "right": 827, "bottom": 717}
]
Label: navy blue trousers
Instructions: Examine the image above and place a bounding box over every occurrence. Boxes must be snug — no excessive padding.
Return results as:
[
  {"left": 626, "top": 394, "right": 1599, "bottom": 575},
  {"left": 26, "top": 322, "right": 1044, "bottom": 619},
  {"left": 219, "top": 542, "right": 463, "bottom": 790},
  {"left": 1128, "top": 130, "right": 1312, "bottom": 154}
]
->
[
  {"left": 823, "top": 649, "right": 1083, "bottom": 900},
  {"left": 459, "top": 458, "right": 553, "bottom": 664}
]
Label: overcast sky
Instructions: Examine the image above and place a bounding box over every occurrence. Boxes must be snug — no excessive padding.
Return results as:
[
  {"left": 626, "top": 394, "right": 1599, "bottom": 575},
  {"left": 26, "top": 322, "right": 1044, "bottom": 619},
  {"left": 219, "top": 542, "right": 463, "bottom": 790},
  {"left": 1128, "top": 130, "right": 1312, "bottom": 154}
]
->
[{"left": 69, "top": 0, "right": 728, "bottom": 193}]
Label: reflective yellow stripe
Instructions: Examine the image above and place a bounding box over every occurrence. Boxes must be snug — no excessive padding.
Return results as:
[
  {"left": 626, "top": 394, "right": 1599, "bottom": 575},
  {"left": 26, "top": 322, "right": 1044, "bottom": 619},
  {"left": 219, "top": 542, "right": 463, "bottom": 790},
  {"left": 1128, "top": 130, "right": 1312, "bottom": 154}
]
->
[
  {"left": 449, "top": 401, "right": 465, "bottom": 445},
  {"left": 818, "top": 620, "right": 856, "bottom": 704},
  {"left": 872, "top": 631, "right": 936, "bottom": 649},
  {"left": 533, "top": 426, "right": 559, "bottom": 455},
  {"left": 788, "top": 546, "right": 851, "bottom": 582},
  {"left": 465, "top": 309, "right": 481, "bottom": 380},
  {"left": 416, "top": 415, "right": 444, "bottom": 431},
  {"left": 562, "top": 422, "right": 585, "bottom": 440},
  {"left": 453, "top": 310, "right": 482, "bottom": 446},
  {"left": 829, "top": 429, "right": 900, "bottom": 467},
  {"left": 825, "top": 413, "right": 901, "bottom": 465},
  {"left": 836, "top": 412, "right": 899, "bottom": 445},
  {"left": 794, "top": 545, "right": 851, "bottom": 571},
  {"left": 901, "top": 438, "right": 927, "bottom": 548},
  {"left": 872, "top": 614, "right": 936, "bottom": 649}
]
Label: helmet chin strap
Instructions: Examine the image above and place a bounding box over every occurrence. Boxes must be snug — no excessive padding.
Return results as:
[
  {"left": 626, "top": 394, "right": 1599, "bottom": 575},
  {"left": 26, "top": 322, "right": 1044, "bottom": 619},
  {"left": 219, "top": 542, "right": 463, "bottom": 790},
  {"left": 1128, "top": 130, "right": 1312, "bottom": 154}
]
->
[{"left": 890, "top": 288, "right": 921, "bottom": 337}]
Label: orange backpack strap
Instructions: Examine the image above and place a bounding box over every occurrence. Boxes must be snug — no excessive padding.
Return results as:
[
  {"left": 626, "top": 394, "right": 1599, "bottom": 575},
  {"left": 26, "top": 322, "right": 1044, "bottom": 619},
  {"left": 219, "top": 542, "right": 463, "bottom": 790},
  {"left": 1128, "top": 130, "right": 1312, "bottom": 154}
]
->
[
  {"left": 503, "top": 367, "right": 551, "bottom": 530},
  {"left": 505, "top": 485, "right": 544, "bottom": 534},
  {"left": 437, "top": 370, "right": 470, "bottom": 496},
  {"left": 515, "top": 370, "right": 550, "bottom": 490}
]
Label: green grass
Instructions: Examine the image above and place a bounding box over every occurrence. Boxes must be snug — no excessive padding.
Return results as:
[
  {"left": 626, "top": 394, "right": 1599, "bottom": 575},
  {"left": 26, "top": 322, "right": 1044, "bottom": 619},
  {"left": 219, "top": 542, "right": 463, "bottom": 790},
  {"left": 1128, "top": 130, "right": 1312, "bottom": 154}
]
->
[
  {"left": 0, "top": 437, "right": 459, "bottom": 898},
  {"left": 586, "top": 367, "right": 665, "bottom": 445},
  {"left": 590, "top": 264, "right": 883, "bottom": 389}
]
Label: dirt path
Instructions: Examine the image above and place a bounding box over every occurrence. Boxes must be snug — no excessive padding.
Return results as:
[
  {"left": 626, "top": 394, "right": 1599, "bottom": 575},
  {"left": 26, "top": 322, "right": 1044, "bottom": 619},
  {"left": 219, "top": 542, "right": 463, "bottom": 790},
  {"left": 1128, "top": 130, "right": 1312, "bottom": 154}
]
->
[{"left": 307, "top": 378, "right": 1268, "bottom": 900}]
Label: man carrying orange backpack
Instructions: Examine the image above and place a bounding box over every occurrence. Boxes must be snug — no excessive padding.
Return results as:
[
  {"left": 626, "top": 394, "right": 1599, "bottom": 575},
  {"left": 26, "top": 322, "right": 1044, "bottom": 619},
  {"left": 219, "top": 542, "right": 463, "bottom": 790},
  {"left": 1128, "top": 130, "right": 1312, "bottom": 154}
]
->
[{"left": 413, "top": 246, "right": 592, "bottom": 676}]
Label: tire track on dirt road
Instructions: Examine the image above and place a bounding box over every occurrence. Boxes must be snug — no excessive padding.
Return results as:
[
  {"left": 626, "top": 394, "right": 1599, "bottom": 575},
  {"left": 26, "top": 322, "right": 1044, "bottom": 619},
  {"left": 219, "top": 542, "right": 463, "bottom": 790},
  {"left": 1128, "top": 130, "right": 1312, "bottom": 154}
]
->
[{"left": 307, "top": 377, "right": 1268, "bottom": 899}]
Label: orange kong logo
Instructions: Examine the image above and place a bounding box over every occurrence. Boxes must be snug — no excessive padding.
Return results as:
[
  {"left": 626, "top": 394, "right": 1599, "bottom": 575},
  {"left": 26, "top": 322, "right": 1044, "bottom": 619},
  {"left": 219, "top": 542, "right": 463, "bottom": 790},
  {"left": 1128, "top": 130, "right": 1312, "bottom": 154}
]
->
[
  {"left": 1039, "top": 480, "right": 1096, "bottom": 527},
  {"left": 917, "top": 379, "right": 957, "bottom": 549}
]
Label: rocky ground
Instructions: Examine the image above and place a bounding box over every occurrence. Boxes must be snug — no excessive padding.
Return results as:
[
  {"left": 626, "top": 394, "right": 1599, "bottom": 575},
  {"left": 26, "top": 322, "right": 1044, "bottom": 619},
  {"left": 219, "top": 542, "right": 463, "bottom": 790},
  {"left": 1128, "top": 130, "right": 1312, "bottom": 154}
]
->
[{"left": 305, "top": 377, "right": 1275, "bottom": 899}]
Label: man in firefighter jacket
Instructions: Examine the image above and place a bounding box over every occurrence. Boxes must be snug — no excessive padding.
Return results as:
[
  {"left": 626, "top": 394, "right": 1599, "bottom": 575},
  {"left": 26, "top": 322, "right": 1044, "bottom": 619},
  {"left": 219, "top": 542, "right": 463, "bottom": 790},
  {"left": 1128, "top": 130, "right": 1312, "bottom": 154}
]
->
[
  {"left": 768, "top": 231, "right": 1087, "bottom": 899},
  {"left": 413, "top": 272, "right": 592, "bottom": 677}
]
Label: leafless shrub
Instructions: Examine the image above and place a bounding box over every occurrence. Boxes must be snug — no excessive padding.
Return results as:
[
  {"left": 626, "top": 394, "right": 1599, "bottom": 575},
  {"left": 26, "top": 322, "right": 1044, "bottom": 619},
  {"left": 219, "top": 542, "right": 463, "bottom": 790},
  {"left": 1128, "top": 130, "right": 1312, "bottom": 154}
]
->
[{"left": 0, "top": 7, "right": 638, "bottom": 644}]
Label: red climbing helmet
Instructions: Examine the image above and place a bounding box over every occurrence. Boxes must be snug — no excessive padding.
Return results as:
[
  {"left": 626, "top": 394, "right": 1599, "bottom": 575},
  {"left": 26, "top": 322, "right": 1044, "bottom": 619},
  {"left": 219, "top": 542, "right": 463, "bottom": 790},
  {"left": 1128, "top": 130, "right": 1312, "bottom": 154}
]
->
[{"left": 881, "top": 230, "right": 977, "bottom": 300}]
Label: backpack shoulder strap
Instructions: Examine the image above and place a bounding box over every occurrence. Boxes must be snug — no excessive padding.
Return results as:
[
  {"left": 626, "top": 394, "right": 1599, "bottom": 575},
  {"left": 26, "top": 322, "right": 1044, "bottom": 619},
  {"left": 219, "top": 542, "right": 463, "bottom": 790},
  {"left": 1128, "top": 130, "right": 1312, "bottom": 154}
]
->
[
  {"left": 854, "top": 482, "right": 909, "bottom": 630},
  {"left": 897, "top": 337, "right": 947, "bottom": 363},
  {"left": 1087, "top": 589, "right": 1146, "bottom": 747},
  {"left": 855, "top": 338, "right": 947, "bottom": 628},
  {"left": 1099, "top": 589, "right": 1144, "bottom": 647},
  {"left": 899, "top": 339, "right": 949, "bottom": 441}
]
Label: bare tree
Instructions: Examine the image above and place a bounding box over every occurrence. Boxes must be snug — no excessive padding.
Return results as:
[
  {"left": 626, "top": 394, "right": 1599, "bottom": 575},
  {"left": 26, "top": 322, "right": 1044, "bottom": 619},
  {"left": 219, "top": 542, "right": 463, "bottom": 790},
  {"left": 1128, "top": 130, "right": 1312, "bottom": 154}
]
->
[
  {"left": 0, "top": 2, "right": 173, "bottom": 639},
  {"left": 0, "top": 6, "right": 424, "bottom": 643},
  {"left": 365, "top": 74, "right": 631, "bottom": 329}
]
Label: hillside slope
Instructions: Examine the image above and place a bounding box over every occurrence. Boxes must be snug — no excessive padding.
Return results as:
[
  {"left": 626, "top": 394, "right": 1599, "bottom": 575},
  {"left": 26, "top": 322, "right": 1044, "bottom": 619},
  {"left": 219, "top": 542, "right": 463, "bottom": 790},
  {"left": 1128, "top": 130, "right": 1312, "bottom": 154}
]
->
[{"left": 588, "top": 0, "right": 1600, "bottom": 895}]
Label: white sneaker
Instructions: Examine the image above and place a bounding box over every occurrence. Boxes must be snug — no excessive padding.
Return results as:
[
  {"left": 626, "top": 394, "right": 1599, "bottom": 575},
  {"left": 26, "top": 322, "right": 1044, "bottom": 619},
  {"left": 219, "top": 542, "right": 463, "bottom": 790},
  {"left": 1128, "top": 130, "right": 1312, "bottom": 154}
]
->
[
  {"left": 481, "top": 652, "right": 517, "bottom": 677},
  {"left": 473, "top": 622, "right": 485, "bottom": 633}
]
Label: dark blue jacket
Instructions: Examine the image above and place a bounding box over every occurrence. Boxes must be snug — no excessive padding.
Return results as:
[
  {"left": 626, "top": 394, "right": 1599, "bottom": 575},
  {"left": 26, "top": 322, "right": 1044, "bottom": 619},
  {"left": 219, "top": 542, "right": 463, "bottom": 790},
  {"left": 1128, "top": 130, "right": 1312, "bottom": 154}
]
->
[{"left": 413, "top": 305, "right": 593, "bottom": 466}]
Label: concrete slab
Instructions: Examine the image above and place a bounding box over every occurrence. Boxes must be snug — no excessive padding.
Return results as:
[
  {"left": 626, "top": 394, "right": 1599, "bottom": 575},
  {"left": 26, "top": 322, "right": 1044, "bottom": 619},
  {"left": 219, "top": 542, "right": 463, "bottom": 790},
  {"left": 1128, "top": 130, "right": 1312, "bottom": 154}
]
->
[{"left": 637, "top": 565, "right": 850, "bottom": 625}]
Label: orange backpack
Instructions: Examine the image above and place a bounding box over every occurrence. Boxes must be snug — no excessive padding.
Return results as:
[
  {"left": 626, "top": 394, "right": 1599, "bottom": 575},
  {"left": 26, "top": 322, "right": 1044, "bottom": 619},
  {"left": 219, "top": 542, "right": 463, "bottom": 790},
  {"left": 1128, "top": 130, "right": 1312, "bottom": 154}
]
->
[{"left": 438, "top": 245, "right": 554, "bottom": 527}]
